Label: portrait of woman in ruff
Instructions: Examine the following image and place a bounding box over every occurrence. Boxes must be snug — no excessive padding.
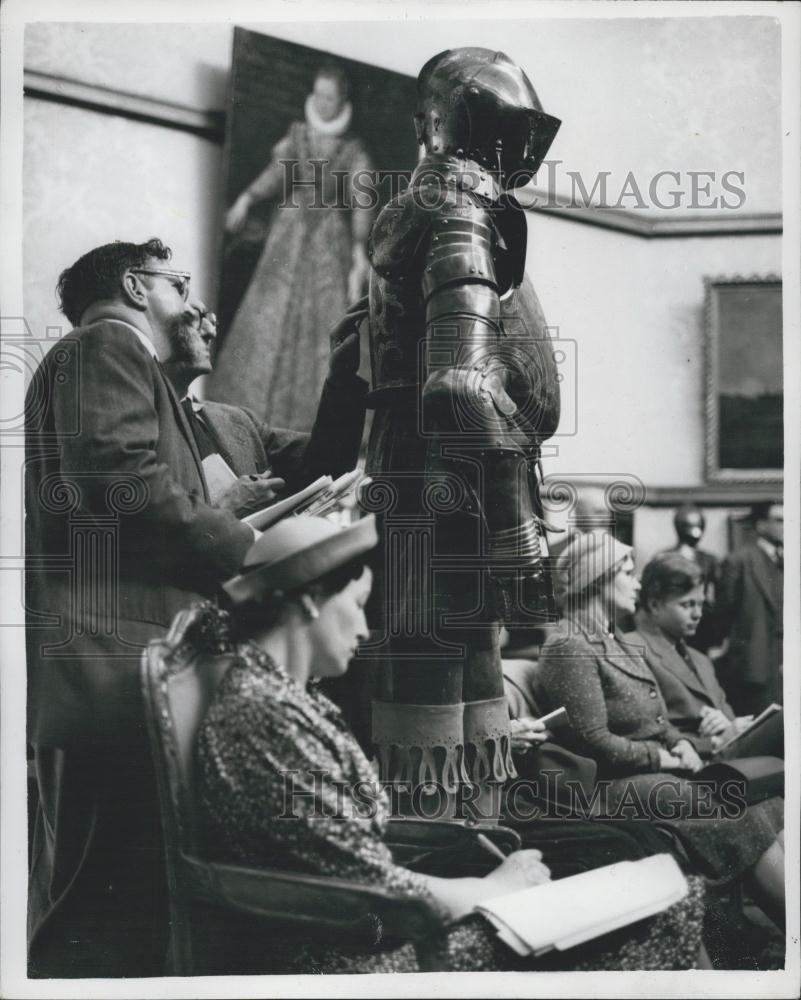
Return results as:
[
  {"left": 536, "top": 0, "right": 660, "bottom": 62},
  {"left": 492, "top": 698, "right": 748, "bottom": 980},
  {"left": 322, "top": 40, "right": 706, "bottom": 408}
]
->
[{"left": 209, "top": 30, "right": 417, "bottom": 431}]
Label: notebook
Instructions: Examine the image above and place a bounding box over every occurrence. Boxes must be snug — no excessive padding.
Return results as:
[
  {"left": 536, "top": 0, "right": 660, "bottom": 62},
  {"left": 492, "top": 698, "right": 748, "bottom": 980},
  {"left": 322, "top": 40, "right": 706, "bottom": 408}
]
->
[{"left": 475, "top": 853, "right": 687, "bottom": 956}]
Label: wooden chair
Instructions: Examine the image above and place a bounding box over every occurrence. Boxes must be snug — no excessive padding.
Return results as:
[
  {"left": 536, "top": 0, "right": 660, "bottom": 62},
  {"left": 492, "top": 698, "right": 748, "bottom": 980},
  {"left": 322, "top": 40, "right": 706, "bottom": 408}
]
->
[{"left": 140, "top": 606, "right": 451, "bottom": 975}]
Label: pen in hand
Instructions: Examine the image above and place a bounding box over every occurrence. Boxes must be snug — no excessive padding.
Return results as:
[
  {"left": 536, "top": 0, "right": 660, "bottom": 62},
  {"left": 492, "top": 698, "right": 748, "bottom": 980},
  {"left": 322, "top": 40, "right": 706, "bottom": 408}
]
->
[{"left": 476, "top": 832, "right": 508, "bottom": 863}]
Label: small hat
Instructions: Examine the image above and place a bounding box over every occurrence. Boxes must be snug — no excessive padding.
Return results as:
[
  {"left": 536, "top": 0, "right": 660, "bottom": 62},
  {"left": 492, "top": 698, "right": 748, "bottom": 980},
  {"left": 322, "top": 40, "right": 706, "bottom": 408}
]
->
[
  {"left": 555, "top": 531, "right": 633, "bottom": 599},
  {"left": 223, "top": 514, "right": 378, "bottom": 604}
]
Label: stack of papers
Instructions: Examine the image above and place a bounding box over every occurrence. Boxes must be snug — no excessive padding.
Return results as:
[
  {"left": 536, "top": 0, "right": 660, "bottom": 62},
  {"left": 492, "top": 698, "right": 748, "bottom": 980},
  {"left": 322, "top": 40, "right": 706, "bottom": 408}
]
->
[
  {"left": 476, "top": 853, "right": 687, "bottom": 956},
  {"left": 241, "top": 470, "right": 365, "bottom": 532}
]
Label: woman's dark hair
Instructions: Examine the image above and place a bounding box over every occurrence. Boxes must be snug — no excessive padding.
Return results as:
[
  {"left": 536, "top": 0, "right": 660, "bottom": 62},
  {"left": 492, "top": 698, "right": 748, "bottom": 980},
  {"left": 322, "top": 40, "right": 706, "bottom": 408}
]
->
[
  {"left": 639, "top": 552, "right": 703, "bottom": 610},
  {"left": 315, "top": 64, "right": 350, "bottom": 101},
  {"left": 226, "top": 554, "right": 368, "bottom": 643},
  {"left": 56, "top": 237, "right": 171, "bottom": 326}
]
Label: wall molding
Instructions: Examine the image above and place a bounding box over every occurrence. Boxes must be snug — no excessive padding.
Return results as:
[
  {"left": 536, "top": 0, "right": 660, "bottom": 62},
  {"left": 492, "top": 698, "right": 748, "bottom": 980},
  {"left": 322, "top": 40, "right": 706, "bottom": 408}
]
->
[
  {"left": 543, "top": 476, "right": 782, "bottom": 510},
  {"left": 23, "top": 70, "right": 783, "bottom": 239},
  {"left": 529, "top": 198, "right": 782, "bottom": 238},
  {"left": 639, "top": 484, "right": 783, "bottom": 507},
  {"left": 23, "top": 70, "right": 224, "bottom": 142}
]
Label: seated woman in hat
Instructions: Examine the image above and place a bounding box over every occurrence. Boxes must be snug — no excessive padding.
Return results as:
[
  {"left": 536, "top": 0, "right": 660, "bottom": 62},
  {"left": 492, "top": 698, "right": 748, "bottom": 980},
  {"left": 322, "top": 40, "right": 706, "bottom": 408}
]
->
[
  {"left": 538, "top": 533, "right": 785, "bottom": 931},
  {"left": 191, "top": 515, "right": 706, "bottom": 973}
]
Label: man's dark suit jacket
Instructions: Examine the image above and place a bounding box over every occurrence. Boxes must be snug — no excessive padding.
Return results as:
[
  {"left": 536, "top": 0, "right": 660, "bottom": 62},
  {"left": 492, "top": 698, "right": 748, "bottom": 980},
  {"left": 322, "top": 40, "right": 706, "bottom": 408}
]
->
[
  {"left": 25, "top": 318, "right": 366, "bottom": 967},
  {"left": 718, "top": 542, "right": 783, "bottom": 710},
  {"left": 25, "top": 318, "right": 365, "bottom": 749},
  {"left": 626, "top": 615, "right": 735, "bottom": 754}
]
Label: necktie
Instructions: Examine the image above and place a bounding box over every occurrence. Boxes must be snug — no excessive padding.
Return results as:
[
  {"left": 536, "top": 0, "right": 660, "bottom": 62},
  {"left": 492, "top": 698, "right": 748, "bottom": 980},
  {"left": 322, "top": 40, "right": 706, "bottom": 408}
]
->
[
  {"left": 675, "top": 639, "right": 702, "bottom": 681},
  {"left": 181, "top": 398, "right": 216, "bottom": 460}
]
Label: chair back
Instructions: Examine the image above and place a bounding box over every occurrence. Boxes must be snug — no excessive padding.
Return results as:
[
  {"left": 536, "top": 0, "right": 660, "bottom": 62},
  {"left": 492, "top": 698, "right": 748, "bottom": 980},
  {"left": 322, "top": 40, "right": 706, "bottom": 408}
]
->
[
  {"left": 141, "top": 605, "right": 448, "bottom": 975},
  {"left": 141, "top": 606, "right": 232, "bottom": 857},
  {"left": 503, "top": 657, "right": 548, "bottom": 719}
]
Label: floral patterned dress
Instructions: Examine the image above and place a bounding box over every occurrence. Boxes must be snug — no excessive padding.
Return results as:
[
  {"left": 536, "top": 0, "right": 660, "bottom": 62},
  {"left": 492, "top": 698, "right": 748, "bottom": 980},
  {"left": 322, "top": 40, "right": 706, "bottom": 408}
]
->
[{"left": 195, "top": 613, "right": 705, "bottom": 974}]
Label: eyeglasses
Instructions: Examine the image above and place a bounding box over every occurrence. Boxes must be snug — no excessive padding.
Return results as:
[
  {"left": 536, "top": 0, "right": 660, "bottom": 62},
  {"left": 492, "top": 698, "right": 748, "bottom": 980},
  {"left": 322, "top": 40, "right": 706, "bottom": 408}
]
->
[{"left": 130, "top": 267, "right": 192, "bottom": 302}]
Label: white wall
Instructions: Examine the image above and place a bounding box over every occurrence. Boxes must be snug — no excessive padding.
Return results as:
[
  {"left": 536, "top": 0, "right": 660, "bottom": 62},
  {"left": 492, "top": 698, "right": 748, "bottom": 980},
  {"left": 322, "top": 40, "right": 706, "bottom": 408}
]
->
[
  {"left": 23, "top": 98, "right": 224, "bottom": 341},
  {"left": 634, "top": 503, "right": 751, "bottom": 570},
  {"left": 527, "top": 215, "right": 780, "bottom": 486}
]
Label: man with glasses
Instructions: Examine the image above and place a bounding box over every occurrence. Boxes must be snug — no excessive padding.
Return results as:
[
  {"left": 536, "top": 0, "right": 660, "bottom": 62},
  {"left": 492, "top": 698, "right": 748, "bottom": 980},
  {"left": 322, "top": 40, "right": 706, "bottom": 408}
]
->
[{"left": 25, "top": 237, "right": 367, "bottom": 977}]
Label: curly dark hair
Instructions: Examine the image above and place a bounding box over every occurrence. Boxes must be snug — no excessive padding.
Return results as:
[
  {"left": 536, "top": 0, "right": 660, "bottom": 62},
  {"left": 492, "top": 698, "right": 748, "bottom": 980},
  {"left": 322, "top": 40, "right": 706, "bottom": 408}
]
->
[
  {"left": 56, "top": 237, "right": 171, "bottom": 326},
  {"left": 639, "top": 552, "right": 703, "bottom": 611}
]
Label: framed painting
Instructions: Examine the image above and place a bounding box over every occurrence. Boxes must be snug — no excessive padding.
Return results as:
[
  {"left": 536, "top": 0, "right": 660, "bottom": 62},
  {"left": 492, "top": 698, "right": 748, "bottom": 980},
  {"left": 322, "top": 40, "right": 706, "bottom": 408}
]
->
[
  {"left": 214, "top": 26, "right": 417, "bottom": 339},
  {"left": 207, "top": 27, "right": 418, "bottom": 431},
  {"left": 704, "top": 276, "right": 783, "bottom": 483}
]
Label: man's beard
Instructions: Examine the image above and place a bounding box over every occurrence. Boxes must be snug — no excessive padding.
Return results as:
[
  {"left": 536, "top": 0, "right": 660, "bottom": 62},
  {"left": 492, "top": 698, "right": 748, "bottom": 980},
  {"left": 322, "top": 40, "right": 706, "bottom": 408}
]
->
[{"left": 167, "top": 313, "right": 210, "bottom": 374}]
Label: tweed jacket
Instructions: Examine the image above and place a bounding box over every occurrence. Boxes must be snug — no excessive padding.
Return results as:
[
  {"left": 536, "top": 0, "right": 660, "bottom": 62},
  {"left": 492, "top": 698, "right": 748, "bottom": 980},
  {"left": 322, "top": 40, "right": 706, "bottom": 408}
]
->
[
  {"left": 24, "top": 319, "right": 366, "bottom": 748},
  {"left": 538, "top": 616, "right": 686, "bottom": 778}
]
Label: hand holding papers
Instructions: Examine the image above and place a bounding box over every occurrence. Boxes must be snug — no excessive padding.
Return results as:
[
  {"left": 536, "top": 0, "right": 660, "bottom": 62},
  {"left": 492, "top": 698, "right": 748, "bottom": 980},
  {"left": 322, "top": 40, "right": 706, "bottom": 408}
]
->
[
  {"left": 206, "top": 455, "right": 286, "bottom": 518},
  {"left": 476, "top": 854, "right": 687, "bottom": 956},
  {"left": 711, "top": 703, "right": 783, "bottom": 759},
  {"left": 240, "top": 469, "right": 367, "bottom": 532}
]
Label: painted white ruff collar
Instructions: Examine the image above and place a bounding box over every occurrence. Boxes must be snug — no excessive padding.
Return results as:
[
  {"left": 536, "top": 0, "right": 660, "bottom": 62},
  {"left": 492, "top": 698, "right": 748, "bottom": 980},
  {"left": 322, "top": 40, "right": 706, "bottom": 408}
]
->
[{"left": 304, "top": 94, "right": 352, "bottom": 137}]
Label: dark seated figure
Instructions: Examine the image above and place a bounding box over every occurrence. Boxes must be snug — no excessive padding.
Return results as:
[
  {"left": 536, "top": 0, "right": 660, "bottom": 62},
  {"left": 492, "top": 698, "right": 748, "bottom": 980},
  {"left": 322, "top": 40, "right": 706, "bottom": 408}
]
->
[{"left": 193, "top": 515, "right": 705, "bottom": 973}]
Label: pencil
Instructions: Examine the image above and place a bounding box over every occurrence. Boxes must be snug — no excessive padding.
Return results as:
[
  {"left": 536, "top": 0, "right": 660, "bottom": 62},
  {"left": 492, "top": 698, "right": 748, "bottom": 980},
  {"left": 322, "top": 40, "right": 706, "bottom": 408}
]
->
[{"left": 476, "top": 832, "right": 508, "bottom": 862}]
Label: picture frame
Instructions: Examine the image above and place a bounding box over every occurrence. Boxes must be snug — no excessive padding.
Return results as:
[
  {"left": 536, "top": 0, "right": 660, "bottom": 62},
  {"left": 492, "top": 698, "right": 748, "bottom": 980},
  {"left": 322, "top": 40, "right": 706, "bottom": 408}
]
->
[
  {"left": 703, "top": 275, "right": 783, "bottom": 484},
  {"left": 215, "top": 27, "right": 418, "bottom": 340}
]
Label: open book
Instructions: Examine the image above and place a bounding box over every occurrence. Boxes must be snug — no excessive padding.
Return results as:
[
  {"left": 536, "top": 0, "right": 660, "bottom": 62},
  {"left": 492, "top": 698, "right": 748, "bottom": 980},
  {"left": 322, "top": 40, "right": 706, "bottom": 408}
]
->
[
  {"left": 475, "top": 853, "right": 687, "bottom": 956},
  {"left": 241, "top": 470, "right": 364, "bottom": 532},
  {"left": 712, "top": 703, "right": 783, "bottom": 759}
]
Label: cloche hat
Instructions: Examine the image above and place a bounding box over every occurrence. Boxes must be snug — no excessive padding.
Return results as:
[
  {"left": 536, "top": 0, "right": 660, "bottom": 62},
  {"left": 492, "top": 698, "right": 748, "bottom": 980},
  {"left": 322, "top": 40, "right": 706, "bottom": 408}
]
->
[
  {"left": 223, "top": 514, "right": 378, "bottom": 604},
  {"left": 555, "top": 531, "right": 633, "bottom": 599}
]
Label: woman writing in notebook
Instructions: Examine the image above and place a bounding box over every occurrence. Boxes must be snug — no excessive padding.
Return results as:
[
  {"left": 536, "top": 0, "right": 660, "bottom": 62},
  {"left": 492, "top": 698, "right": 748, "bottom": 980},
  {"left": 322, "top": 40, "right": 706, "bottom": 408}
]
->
[
  {"left": 188, "top": 514, "right": 706, "bottom": 973},
  {"left": 539, "top": 533, "right": 785, "bottom": 931}
]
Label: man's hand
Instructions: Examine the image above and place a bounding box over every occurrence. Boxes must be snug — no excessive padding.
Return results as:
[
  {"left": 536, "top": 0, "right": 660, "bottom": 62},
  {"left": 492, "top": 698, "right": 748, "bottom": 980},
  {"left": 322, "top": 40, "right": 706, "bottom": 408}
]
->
[
  {"left": 711, "top": 714, "right": 753, "bottom": 750},
  {"left": 698, "top": 705, "right": 731, "bottom": 737},
  {"left": 328, "top": 296, "right": 369, "bottom": 383},
  {"left": 671, "top": 739, "right": 704, "bottom": 773},
  {"left": 509, "top": 717, "right": 550, "bottom": 754},
  {"left": 217, "top": 473, "right": 286, "bottom": 518}
]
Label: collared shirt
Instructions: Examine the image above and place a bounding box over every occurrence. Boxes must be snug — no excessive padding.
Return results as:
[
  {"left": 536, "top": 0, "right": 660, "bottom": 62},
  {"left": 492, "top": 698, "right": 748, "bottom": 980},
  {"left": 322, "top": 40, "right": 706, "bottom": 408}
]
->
[
  {"left": 179, "top": 395, "right": 216, "bottom": 460},
  {"left": 108, "top": 319, "right": 159, "bottom": 361},
  {"left": 756, "top": 536, "right": 781, "bottom": 565},
  {"left": 183, "top": 394, "right": 204, "bottom": 414}
]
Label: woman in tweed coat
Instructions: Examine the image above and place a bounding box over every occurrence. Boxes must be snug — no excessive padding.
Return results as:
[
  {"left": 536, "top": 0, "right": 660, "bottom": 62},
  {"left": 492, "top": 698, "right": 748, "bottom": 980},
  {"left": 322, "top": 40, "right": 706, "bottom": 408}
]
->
[{"left": 539, "top": 533, "right": 785, "bottom": 929}]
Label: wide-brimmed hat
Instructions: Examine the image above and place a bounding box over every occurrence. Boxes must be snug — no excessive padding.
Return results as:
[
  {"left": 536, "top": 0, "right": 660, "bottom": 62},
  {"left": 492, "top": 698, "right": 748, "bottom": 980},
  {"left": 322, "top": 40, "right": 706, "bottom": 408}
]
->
[
  {"left": 223, "top": 514, "right": 378, "bottom": 605},
  {"left": 554, "top": 531, "right": 633, "bottom": 599}
]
